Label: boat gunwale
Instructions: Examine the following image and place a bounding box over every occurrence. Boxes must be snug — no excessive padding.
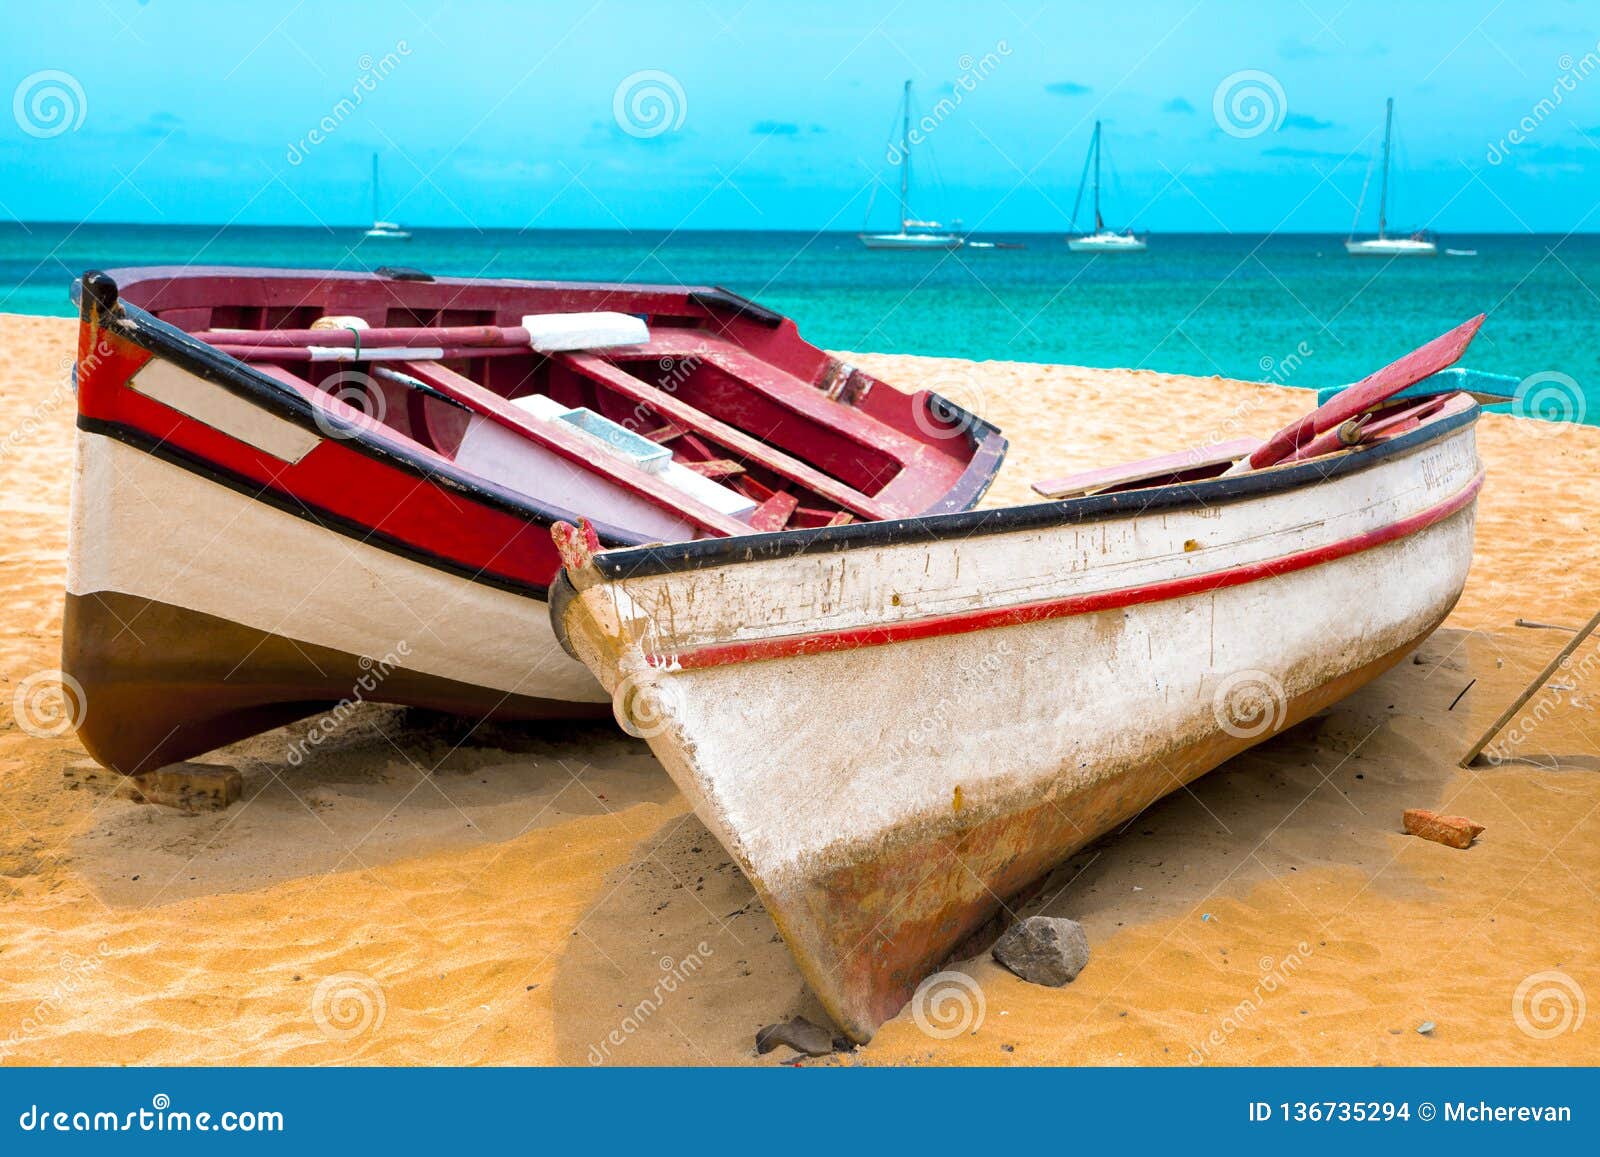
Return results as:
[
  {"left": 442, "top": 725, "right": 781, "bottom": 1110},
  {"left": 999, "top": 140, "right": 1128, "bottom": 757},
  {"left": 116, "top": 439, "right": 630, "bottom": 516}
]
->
[
  {"left": 642, "top": 467, "right": 1485, "bottom": 671},
  {"left": 585, "top": 400, "right": 1480, "bottom": 579}
]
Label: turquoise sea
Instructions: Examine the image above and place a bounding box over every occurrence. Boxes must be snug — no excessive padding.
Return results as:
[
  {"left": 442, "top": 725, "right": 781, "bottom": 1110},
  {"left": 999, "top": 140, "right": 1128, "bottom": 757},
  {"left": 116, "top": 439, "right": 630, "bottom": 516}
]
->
[{"left": 2, "top": 224, "right": 1594, "bottom": 425}]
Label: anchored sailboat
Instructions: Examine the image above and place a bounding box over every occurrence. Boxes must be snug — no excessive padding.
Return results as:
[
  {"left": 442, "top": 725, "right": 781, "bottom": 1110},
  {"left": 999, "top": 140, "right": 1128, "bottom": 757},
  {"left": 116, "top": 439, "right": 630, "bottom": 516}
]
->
[
  {"left": 1346, "top": 99, "right": 1436, "bottom": 256},
  {"left": 365, "top": 154, "right": 411, "bottom": 240},
  {"left": 1067, "top": 121, "right": 1146, "bottom": 252},
  {"left": 859, "top": 81, "right": 964, "bottom": 250}
]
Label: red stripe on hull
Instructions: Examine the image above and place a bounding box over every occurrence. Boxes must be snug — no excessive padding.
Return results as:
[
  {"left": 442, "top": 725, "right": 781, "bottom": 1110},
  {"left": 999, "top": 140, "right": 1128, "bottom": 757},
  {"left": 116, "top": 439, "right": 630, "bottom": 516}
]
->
[{"left": 658, "top": 471, "right": 1484, "bottom": 671}]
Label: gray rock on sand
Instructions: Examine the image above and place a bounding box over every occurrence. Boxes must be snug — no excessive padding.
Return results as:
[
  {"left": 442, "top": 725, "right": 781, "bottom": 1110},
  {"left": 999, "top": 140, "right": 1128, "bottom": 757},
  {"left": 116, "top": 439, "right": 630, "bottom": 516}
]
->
[
  {"left": 992, "top": 916, "right": 1091, "bottom": 987},
  {"left": 755, "top": 1016, "right": 836, "bottom": 1057}
]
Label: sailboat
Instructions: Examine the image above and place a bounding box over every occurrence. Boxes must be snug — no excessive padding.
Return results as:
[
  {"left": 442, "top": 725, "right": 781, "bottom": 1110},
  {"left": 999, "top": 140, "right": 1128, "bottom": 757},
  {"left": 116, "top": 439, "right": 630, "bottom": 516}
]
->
[
  {"left": 364, "top": 154, "right": 411, "bottom": 240},
  {"left": 1067, "top": 120, "right": 1146, "bottom": 252},
  {"left": 1346, "top": 99, "right": 1436, "bottom": 256},
  {"left": 859, "top": 81, "right": 964, "bottom": 250}
]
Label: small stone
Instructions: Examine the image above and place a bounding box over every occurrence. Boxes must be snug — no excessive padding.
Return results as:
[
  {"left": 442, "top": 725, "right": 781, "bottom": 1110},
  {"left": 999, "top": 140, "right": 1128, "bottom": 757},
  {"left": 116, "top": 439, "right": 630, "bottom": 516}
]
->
[
  {"left": 1403, "top": 808, "right": 1484, "bottom": 850},
  {"left": 1417, "top": 1021, "right": 1436, "bottom": 1035},
  {"left": 992, "top": 916, "right": 1091, "bottom": 987},
  {"left": 755, "top": 1016, "right": 835, "bottom": 1057},
  {"left": 116, "top": 763, "right": 243, "bottom": 812}
]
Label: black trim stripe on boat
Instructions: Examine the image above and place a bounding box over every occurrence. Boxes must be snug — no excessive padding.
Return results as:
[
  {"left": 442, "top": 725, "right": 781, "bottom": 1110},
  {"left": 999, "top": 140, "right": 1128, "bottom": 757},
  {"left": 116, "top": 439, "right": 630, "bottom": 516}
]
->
[
  {"left": 78, "top": 416, "right": 555, "bottom": 602},
  {"left": 586, "top": 403, "right": 1480, "bottom": 580},
  {"left": 686, "top": 287, "right": 786, "bottom": 328}
]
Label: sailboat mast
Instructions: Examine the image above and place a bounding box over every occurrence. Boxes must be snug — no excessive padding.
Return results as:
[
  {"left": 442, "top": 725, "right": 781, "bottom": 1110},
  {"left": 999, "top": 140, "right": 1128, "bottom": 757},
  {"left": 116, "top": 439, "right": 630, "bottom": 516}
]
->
[
  {"left": 899, "top": 80, "right": 911, "bottom": 231},
  {"left": 371, "top": 153, "right": 380, "bottom": 223},
  {"left": 1377, "top": 98, "right": 1392, "bottom": 240},
  {"left": 1092, "top": 121, "right": 1102, "bottom": 230}
]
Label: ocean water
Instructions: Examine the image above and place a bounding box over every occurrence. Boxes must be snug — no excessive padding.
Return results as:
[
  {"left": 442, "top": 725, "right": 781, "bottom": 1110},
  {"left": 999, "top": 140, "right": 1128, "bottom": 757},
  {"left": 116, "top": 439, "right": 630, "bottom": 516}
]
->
[{"left": 2, "top": 224, "right": 1594, "bottom": 425}]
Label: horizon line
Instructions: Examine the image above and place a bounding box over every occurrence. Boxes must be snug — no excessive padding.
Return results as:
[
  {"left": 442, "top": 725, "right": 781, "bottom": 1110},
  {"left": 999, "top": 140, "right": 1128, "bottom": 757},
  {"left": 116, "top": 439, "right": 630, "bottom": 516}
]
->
[{"left": 0, "top": 220, "right": 1592, "bottom": 237}]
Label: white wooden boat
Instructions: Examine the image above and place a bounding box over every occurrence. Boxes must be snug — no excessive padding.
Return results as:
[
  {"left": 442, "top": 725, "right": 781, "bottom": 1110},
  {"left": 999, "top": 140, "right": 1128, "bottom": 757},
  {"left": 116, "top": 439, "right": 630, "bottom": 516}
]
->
[
  {"left": 1066, "top": 121, "right": 1146, "bottom": 252},
  {"left": 859, "top": 81, "right": 964, "bottom": 251},
  {"left": 551, "top": 317, "right": 1488, "bottom": 1041},
  {"left": 1346, "top": 98, "right": 1436, "bottom": 256}
]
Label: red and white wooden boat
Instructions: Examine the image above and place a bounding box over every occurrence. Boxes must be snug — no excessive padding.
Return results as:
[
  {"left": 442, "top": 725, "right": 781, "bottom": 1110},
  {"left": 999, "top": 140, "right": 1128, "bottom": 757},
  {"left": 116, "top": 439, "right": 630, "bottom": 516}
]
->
[
  {"left": 550, "top": 316, "right": 1489, "bottom": 1042},
  {"left": 64, "top": 267, "right": 1004, "bottom": 775}
]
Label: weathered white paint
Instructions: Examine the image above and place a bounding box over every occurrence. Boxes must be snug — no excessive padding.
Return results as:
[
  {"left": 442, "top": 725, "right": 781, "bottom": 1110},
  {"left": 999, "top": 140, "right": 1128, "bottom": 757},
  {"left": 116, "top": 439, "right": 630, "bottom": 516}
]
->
[
  {"left": 128, "top": 358, "right": 322, "bottom": 464},
  {"left": 67, "top": 430, "right": 606, "bottom": 702},
  {"left": 559, "top": 420, "right": 1483, "bottom": 1036}
]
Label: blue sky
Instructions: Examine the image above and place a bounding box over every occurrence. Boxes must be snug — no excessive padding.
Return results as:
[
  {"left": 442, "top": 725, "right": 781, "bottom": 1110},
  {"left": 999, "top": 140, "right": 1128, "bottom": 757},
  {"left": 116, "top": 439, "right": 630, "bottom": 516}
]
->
[{"left": 2, "top": 0, "right": 1597, "bottom": 232}]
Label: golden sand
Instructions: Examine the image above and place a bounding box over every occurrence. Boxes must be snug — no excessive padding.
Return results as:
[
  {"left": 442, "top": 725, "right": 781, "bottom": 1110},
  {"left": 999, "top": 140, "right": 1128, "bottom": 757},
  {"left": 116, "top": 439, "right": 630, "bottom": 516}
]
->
[{"left": 1, "top": 315, "right": 1595, "bottom": 1065}]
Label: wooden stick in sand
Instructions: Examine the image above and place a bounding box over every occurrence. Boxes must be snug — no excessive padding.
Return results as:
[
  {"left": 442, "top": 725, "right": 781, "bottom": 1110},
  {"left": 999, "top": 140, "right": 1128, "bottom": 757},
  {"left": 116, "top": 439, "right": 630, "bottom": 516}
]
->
[{"left": 1459, "top": 607, "right": 1600, "bottom": 767}]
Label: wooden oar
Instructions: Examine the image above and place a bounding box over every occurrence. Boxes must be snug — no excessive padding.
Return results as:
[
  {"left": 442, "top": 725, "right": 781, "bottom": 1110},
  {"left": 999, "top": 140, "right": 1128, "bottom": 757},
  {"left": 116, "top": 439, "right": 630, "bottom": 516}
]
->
[
  {"left": 195, "top": 312, "right": 647, "bottom": 353},
  {"left": 200, "top": 323, "right": 527, "bottom": 349},
  {"left": 1458, "top": 607, "right": 1600, "bottom": 767},
  {"left": 217, "top": 344, "right": 509, "bottom": 362},
  {"left": 1228, "top": 314, "right": 1485, "bottom": 474}
]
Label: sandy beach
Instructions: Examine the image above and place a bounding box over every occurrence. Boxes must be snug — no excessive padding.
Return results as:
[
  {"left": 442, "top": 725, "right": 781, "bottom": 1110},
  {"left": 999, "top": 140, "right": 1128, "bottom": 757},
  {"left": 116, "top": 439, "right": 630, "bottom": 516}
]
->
[{"left": 1, "top": 311, "right": 1596, "bottom": 1066}]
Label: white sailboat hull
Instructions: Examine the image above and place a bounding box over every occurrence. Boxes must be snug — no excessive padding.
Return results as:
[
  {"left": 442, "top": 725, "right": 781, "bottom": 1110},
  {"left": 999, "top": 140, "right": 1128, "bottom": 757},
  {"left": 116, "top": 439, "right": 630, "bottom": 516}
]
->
[
  {"left": 1068, "top": 231, "right": 1148, "bottom": 252},
  {"left": 859, "top": 232, "right": 964, "bottom": 250},
  {"left": 1345, "top": 237, "right": 1437, "bottom": 256}
]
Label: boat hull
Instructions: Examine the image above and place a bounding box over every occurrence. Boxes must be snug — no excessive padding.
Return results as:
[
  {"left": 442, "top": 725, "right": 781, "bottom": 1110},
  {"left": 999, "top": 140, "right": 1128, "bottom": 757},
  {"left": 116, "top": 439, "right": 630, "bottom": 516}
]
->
[
  {"left": 553, "top": 412, "right": 1482, "bottom": 1041},
  {"left": 65, "top": 428, "right": 604, "bottom": 774},
  {"left": 1344, "top": 239, "right": 1437, "bottom": 256},
  {"left": 62, "top": 267, "right": 1004, "bottom": 773},
  {"left": 858, "top": 233, "right": 964, "bottom": 250},
  {"left": 1067, "top": 234, "right": 1147, "bottom": 252}
]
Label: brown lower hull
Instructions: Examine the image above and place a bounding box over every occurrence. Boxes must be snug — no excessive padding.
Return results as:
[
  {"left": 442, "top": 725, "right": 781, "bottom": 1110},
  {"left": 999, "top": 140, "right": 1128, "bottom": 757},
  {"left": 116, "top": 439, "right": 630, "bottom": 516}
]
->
[
  {"left": 63, "top": 590, "right": 606, "bottom": 775},
  {"left": 765, "top": 621, "right": 1441, "bottom": 1040}
]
